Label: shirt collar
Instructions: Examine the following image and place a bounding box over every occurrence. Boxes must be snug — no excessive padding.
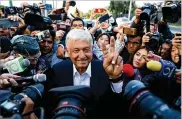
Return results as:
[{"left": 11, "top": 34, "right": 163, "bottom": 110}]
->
[{"left": 73, "top": 63, "right": 91, "bottom": 77}]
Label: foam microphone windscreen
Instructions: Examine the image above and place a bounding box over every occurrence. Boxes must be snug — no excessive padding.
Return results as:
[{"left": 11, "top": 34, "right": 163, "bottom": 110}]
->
[
  {"left": 123, "top": 64, "right": 135, "bottom": 78},
  {"left": 147, "top": 60, "right": 162, "bottom": 71}
]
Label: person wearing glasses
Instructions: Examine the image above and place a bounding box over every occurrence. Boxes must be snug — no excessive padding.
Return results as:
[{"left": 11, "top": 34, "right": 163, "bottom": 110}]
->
[{"left": 119, "top": 33, "right": 143, "bottom": 64}]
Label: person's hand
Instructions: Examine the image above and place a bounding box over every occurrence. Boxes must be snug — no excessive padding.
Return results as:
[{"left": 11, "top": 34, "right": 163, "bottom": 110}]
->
[
  {"left": 134, "top": 8, "right": 142, "bottom": 24},
  {"left": 39, "top": 3, "right": 45, "bottom": 10},
  {"left": 172, "top": 33, "right": 181, "bottom": 53},
  {"left": 101, "top": 36, "right": 123, "bottom": 79},
  {"left": 57, "top": 45, "right": 65, "bottom": 58},
  {"left": 89, "top": 9, "right": 97, "bottom": 20},
  {"left": 56, "top": 30, "right": 65, "bottom": 40},
  {"left": 135, "top": 8, "right": 142, "bottom": 19},
  {"left": 31, "top": 30, "right": 40, "bottom": 37},
  {"left": 94, "top": 18, "right": 100, "bottom": 29},
  {"left": 0, "top": 51, "right": 11, "bottom": 59},
  {"left": 7, "top": 15, "right": 25, "bottom": 26},
  {"left": 0, "top": 73, "right": 20, "bottom": 88},
  {"left": 142, "top": 32, "right": 150, "bottom": 46},
  {"left": 22, "top": 97, "right": 38, "bottom": 119}
]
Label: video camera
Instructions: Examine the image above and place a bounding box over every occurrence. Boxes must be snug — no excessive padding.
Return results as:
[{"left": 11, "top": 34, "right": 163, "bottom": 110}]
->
[
  {"left": 4, "top": 7, "right": 22, "bottom": 15},
  {"left": 140, "top": 3, "right": 158, "bottom": 32},
  {"left": 123, "top": 80, "right": 181, "bottom": 119},
  {"left": 140, "top": 4, "right": 157, "bottom": 21},
  {"left": 0, "top": 83, "right": 44, "bottom": 117},
  {"left": 146, "top": 31, "right": 161, "bottom": 53},
  {"left": 49, "top": 85, "right": 94, "bottom": 119},
  {"left": 24, "top": 13, "right": 52, "bottom": 30},
  {"left": 35, "top": 30, "right": 51, "bottom": 42},
  {"left": 23, "top": 3, "right": 41, "bottom": 15},
  {"left": 162, "top": 1, "right": 181, "bottom": 23},
  {"left": 69, "top": 1, "right": 76, "bottom": 7}
]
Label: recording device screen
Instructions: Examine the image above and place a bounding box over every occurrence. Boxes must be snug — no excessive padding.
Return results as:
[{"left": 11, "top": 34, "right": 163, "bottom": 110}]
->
[
  {"left": 57, "top": 23, "right": 67, "bottom": 31},
  {"left": 0, "top": 18, "right": 19, "bottom": 28},
  {"left": 99, "top": 13, "right": 110, "bottom": 23},
  {"left": 123, "top": 27, "right": 137, "bottom": 36},
  {"left": 35, "top": 30, "right": 50, "bottom": 41},
  {"left": 1, "top": 101, "right": 16, "bottom": 110}
]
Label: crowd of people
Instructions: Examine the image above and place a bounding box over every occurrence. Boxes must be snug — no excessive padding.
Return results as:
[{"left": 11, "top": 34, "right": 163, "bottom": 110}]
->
[{"left": 0, "top": 0, "right": 181, "bottom": 119}]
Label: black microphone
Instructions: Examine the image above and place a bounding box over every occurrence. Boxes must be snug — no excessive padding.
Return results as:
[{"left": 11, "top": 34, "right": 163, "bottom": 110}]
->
[{"left": 15, "top": 74, "right": 46, "bottom": 83}]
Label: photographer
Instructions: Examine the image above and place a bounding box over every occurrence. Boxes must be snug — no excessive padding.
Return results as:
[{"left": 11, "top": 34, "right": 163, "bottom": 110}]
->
[{"left": 32, "top": 29, "right": 63, "bottom": 67}]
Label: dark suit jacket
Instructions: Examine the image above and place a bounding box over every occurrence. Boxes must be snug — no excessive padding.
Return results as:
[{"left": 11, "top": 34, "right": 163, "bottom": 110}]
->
[{"left": 45, "top": 59, "right": 128, "bottom": 118}]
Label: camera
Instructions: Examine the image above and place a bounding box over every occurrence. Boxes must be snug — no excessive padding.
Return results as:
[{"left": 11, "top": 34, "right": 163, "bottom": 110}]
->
[
  {"left": 140, "top": 4, "right": 157, "bottom": 21},
  {"left": 23, "top": 3, "right": 41, "bottom": 15},
  {"left": 24, "top": 13, "right": 52, "bottom": 30},
  {"left": 49, "top": 85, "right": 94, "bottom": 119},
  {"left": 69, "top": 1, "right": 76, "bottom": 7},
  {"left": 162, "top": 1, "right": 181, "bottom": 23},
  {"left": 35, "top": 30, "right": 50, "bottom": 41},
  {"left": 4, "top": 7, "right": 21, "bottom": 15},
  {"left": 123, "top": 80, "right": 181, "bottom": 119},
  {"left": 0, "top": 83, "right": 44, "bottom": 117},
  {"left": 146, "top": 31, "right": 160, "bottom": 53}
]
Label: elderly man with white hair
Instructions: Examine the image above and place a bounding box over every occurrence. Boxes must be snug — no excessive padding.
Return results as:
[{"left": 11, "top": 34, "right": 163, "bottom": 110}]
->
[{"left": 46, "top": 29, "right": 127, "bottom": 118}]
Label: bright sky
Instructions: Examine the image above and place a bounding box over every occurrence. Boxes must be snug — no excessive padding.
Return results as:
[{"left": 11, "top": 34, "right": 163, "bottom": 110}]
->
[{"left": 0, "top": 0, "right": 164, "bottom": 13}]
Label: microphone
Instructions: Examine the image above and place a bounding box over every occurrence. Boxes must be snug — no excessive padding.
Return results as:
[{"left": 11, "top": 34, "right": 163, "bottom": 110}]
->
[
  {"left": 4, "top": 57, "right": 30, "bottom": 74},
  {"left": 15, "top": 74, "right": 46, "bottom": 83},
  {"left": 146, "top": 59, "right": 178, "bottom": 80},
  {"left": 123, "top": 64, "right": 134, "bottom": 77},
  {"left": 146, "top": 60, "right": 162, "bottom": 71},
  {"left": 123, "top": 64, "right": 141, "bottom": 80}
]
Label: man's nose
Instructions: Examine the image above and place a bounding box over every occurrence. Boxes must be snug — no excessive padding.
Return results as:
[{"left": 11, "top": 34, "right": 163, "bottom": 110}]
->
[{"left": 79, "top": 50, "right": 86, "bottom": 59}]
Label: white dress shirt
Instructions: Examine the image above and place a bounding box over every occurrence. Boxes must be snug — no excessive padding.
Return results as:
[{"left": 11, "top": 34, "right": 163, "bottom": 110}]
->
[{"left": 73, "top": 63, "right": 123, "bottom": 93}]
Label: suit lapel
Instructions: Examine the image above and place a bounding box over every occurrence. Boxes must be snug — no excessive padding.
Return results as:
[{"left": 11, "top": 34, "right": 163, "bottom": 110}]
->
[
  {"left": 90, "top": 61, "right": 100, "bottom": 97},
  {"left": 61, "top": 59, "right": 74, "bottom": 86}
]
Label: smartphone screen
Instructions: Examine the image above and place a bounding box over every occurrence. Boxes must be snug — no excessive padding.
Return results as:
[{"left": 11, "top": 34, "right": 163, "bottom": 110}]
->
[
  {"left": 0, "top": 18, "right": 19, "bottom": 28},
  {"left": 123, "top": 27, "right": 137, "bottom": 36},
  {"left": 99, "top": 13, "right": 110, "bottom": 23},
  {"left": 55, "top": 8, "right": 65, "bottom": 14}
]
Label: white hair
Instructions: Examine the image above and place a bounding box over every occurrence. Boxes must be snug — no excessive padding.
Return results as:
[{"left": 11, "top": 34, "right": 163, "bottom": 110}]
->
[{"left": 65, "top": 29, "right": 93, "bottom": 47}]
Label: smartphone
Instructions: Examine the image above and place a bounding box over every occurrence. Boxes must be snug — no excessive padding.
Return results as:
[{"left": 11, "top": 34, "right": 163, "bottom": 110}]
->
[
  {"left": 55, "top": 8, "right": 65, "bottom": 14},
  {"left": 148, "top": 52, "right": 161, "bottom": 61},
  {"left": 57, "top": 23, "right": 67, "bottom": 31},
  {"left": 48, "top": 14, "right": 67, "bottom": 21},
  {"left": 175, "top": 33, "right": 181, "bottom": 37},
  {"left": 99, "top": 13, "right": 110, "bottom": 23},
  {"left": 0, "top": 18, "right": 19, "bottom": 28},
  {"left": 123, "top": 27, "right": 137, "bottom": 36}
]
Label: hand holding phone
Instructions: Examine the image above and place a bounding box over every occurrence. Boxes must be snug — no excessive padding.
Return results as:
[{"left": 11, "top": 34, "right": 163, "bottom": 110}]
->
[
  {"left": 173, "top": 33, "right": 181, "bottom": 49},
  {"left": 99, "top": 13, "right": 110, "bottom": 23},
  {"left": 0, "top": 18, "right": 19, "bottom": 28}
]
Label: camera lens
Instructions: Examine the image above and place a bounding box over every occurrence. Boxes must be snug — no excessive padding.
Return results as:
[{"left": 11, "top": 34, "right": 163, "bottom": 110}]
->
[{"left": 124, "top": 80, "right": 181, "bottom": 119}]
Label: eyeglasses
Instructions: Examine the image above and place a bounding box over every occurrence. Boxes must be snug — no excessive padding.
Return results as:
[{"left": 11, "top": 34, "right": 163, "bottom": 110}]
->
[{"left": 127, "top": 41, "right": 140, "bottom": 46}]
